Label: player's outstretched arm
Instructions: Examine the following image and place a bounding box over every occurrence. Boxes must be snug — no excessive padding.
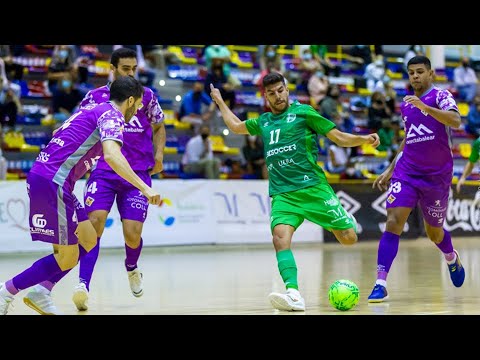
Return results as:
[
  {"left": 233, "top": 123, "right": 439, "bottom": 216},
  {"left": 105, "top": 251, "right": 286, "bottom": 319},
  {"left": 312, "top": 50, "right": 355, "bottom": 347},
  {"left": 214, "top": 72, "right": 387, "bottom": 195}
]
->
[
  {"left": 457, "top": 161, "right": 475, "bottom": 193},
  {"left": 209, "top": 83, "right": 249, "bottom": 135},
  {"left": 102, "top": 139, "right": 161, "bottom": 205},
  {"left": 326, "top": 128, "right": 380, "bottom": 148}
]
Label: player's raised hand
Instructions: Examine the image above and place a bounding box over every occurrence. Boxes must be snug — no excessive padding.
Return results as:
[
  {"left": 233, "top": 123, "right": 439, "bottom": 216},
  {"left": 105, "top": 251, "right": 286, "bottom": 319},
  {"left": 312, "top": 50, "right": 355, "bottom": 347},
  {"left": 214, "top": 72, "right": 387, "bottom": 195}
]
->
[
  {"left": 366, "top": 133, "right": 380, "bottom": 148},
  {"left": 209, "top": 83, "right": 223, "bottom": 105}
]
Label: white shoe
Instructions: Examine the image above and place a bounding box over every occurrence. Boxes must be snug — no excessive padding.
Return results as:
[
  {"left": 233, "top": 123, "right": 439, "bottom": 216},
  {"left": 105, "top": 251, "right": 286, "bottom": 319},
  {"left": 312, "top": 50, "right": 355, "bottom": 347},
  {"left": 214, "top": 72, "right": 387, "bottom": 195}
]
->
[
  {"left": 268, "top": 288, "right": 305, "bottom": 311},
  {"left": 72, "top": 283, "right": 89, "bottom": 311},
  {"left": 23, "top": 286, "right": 62, "bottom": 315},
  {"left": 0, "top": 283, "right": 14, "bottom": 315},
  {"left": 128, "top": 268, "right": 143, "bottom": 297}
]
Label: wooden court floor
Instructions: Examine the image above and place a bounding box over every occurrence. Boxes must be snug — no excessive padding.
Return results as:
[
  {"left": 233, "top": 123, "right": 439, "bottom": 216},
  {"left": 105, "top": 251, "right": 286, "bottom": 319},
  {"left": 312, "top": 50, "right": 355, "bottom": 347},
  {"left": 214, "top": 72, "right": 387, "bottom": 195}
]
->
[{"left": 1, "top": 236, "right": 479, "bottom": 315}]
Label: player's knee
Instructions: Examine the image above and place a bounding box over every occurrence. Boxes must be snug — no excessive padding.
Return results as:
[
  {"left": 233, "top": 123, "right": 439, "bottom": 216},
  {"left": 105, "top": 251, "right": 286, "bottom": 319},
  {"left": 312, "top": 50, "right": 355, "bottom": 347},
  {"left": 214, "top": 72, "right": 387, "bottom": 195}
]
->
[
  {"left": 77, "top": 221, "right": 98, "bottom": 252},
  {"left": 272, "top": 233, "right": 289, "bottom": 250},
  {"left": 88, "top": 212, "right": 108, "bottom": 235},
  {"left": 385, "top": 217, "right": 404, "bottom": 234},
  {"left": 124, "top": 233, "right": 141, "bottom": 249},
  {"left": 425, "top": 227, "right": 443, "bottom": 244}
]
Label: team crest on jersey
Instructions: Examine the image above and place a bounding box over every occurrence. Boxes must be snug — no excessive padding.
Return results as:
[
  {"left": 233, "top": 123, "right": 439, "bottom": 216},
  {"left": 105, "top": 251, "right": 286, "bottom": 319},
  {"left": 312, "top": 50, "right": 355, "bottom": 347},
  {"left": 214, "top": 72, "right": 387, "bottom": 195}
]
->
[
  {"left": 85, "top": 196, "right": 95, "bottom": 207},
  {"left": 287, "top": 114, "right": 296, "bottom": 123},
  {"left": 387, "top": 194, "right": 396, "bottom": 204}
]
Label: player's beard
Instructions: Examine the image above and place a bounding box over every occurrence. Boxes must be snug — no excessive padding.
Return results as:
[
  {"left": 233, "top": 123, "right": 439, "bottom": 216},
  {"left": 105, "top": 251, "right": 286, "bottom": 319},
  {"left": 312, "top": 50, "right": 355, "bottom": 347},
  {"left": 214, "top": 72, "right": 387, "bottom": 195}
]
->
[
  {"left": 269, "top": 99, "right": 288, "bottom": 114},
  {"left": 125, "top": 105, "right": 136, "bottom": 122}
]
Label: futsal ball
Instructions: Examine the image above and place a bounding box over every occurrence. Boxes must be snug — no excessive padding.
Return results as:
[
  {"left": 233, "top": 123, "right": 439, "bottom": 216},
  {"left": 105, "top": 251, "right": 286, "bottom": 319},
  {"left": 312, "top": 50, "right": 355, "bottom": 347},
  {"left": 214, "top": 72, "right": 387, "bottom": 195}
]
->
[{"left": 328, "top": 279, "right": 359, "bottom": 311}]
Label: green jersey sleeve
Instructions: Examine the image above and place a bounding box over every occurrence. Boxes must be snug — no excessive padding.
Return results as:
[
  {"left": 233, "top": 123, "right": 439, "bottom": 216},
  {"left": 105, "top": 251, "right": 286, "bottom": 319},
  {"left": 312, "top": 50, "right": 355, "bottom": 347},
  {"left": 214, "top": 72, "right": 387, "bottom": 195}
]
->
[
  {"left": 304, "top": 105, "right": 336, "bottom": 136},
  {"left": 245, "top": 118, "right": 261, "bottom": 135},
  {"left": 469, "top": 138, "right": 480, "bottom": 163}
]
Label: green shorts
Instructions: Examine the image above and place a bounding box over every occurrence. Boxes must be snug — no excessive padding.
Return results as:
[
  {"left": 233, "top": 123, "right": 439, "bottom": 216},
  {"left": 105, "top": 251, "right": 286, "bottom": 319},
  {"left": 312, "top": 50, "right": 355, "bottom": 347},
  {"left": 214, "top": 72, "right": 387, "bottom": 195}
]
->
[{"left": 270, "top": 181, "right": 354, "bottom": 233}]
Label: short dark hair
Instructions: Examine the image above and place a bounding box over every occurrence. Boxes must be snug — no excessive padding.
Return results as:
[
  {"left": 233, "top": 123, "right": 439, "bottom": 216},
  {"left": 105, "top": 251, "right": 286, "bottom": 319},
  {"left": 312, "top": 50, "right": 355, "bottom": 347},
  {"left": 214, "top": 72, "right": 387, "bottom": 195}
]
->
[
  {"left": 110, "top": 47, "right": 137, "bottom": 68},
  {"left": 262, "top": 72, "right": 286, "bottom": 88},
  {"left": 407, "top": 55, "right": 431, "bottom": 70},
  {"left": 109, "top": 76, "right": 144, "bottom": 103}
]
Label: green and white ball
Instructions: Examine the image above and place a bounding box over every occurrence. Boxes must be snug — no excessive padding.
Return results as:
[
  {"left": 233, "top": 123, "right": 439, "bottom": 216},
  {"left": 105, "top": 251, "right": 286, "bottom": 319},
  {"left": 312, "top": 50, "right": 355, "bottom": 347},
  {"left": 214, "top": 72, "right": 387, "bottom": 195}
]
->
[{"left": 328, "top": 279, "right": 359, "bottom": 311}]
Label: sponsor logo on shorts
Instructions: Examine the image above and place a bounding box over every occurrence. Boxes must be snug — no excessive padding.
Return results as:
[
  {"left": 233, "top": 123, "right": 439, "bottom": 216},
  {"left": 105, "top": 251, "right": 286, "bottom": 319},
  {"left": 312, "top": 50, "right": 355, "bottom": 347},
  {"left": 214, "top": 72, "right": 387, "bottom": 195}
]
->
[
  {"left": 85, "top": 196, "right": 95, "bottom": 207},
  {"left": 30, "top": 214, "right": 54, "bottom": 236},
  {"left": 387, "top": 194, "right": 396, "bottom": 204}
]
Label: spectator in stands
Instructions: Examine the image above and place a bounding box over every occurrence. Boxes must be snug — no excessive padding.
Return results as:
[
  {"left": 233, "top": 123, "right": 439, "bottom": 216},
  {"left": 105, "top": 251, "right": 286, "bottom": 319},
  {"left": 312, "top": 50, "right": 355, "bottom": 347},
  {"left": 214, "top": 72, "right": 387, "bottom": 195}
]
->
[
  {"left": 465, "top": 94, "right": 480, "bottom": 137},
  {"left": 51, "top": 72, "right": 83, "bottom": 124},
  {"left": 259, "top": 45, "right": 285, "bottom": 74},
  {"left": 297, "top": 47, "right": 322, "bottom": 90},
  {"left": 0, "top": 126, "right": 6, "bottom": 180},
  {"left": 242, "top": 134, "right": 267, "bottom": 179},
  {"left": 318, "top": 83, "right": 340, "bottom": 119},
  {"left": 346, "top": 45, "right": 372, "bottom": 74},
  {"left": 307, "top": 70, "right": 329, "bottom": 110},
  {"left": 203, "top": 45, "right": 232, "bottom": 77},
  {"left": 326, "top": 139, "right": 350, "bottom": 174},
  {"left": 141, "top": 45, "right": 180, "bottom": 70},
  {"left": 113, "top": 45, "right": 156, "bottom": 90},
  {"left": 47, "top": 45, "right": 77, "bottom": 94},
  {"left": 364, "top": 55, "right": 386, "bottom": 93},
  {"left": 0, "top": 76, "right": 23, "bottom": 131},
  {"left": 383, "top": 77, "right": 398, "bottom": 115},
  {"left": 367, "top": 91, "right": 392, "bottom": 131},
  {"left": 178, "top": 81, "right": 216, "bottom": 133},
  {"left": 182, "top": 124, "right": 221, "bottom": 179},
  {"left": 454, "top": 56, "right": 478, "bottom": 103},
  {"left": 204, "top": 58, "right": 237, "bottom": 110},
  {"left": 377, "top": 118, "right": 399, "bottom": 155},
  {"left": 310, "top": 45, "right": 341, "bottom": 77},
  {"left": 0, "top": 45, "right": 25, "bottom": 82}
]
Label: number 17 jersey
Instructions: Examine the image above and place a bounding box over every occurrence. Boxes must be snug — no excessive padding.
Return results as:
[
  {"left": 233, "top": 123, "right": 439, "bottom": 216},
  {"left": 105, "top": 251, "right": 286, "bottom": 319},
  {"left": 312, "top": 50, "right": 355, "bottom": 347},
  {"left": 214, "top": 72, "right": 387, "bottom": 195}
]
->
[{"left": 245, "top": 100, "right": 336, "bottom": 197}]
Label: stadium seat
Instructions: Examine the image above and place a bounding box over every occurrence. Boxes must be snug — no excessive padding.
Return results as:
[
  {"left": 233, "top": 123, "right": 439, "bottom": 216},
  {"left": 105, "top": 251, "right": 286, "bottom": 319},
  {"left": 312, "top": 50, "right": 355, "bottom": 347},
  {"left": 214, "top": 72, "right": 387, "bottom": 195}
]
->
[
  {"left": 459, "top": 143, "right": 472, "bottom": 158},
  {"left": 457, "top": 102, "right": 469, "bottom": 117}
]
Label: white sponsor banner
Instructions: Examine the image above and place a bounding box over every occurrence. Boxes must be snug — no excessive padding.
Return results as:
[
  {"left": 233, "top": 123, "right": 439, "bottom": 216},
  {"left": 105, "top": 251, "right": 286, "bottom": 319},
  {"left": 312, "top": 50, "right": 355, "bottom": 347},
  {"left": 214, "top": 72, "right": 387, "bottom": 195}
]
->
[{"left": 0, "top": 179, "right": 323, "bottom": 253}]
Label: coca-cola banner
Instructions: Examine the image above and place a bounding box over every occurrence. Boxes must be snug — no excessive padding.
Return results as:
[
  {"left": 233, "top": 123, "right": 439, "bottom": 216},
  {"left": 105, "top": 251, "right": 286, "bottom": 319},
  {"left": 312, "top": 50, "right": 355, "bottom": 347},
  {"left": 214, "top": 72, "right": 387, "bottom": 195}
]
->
[
  {"left": 323, "top": 183, "right": 480, "bottom": 243},
  {"left": 444, "top": 185, "right": 480, "bottom": 235}
]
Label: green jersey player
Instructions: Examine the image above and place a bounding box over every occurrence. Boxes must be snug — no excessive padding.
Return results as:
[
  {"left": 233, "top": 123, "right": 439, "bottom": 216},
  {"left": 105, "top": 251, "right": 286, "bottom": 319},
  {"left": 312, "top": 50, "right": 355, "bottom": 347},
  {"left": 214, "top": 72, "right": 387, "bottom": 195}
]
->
[
  {"left": 209, "top": 72, "right": 380, "bottom": 312},
  {"left": 456, "top": 136, "right": 480, "bottom": 194}
]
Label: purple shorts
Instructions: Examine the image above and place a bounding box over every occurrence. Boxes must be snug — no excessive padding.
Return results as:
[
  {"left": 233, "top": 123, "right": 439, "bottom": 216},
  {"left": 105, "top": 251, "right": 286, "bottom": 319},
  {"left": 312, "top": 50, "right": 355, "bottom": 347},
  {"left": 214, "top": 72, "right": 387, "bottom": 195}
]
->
[
  {"left": 386, "top": 174, "right": 451, "bottom": 227},
  {"left": 27, "top": 172, "right": 88, "bottom": 245},
  {"left": 83, "top": 169, "right": 152, "bottom": 223}
]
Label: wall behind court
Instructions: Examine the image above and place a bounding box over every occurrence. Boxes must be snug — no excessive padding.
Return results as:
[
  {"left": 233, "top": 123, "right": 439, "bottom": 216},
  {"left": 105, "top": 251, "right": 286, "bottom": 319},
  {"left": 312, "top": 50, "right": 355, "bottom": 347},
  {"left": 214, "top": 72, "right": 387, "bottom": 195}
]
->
[{"left": 0, "top": 180, "right": 479, "bottom": 254}]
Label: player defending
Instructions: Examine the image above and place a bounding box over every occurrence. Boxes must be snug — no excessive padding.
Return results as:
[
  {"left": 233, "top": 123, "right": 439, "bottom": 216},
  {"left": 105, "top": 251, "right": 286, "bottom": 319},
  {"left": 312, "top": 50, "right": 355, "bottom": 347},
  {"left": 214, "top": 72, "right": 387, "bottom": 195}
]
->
[
  {"left": 25, "top": 47, "right": 166, "bottom": 313},
  {"left": 368, "top": 55, "right": 465, "bottom": 303},
  {"left": 0, "top": 76, "right": 161, "bottom": 315},
  {"left": 210, "top": 72, "right": 380, "bottom": 311}
]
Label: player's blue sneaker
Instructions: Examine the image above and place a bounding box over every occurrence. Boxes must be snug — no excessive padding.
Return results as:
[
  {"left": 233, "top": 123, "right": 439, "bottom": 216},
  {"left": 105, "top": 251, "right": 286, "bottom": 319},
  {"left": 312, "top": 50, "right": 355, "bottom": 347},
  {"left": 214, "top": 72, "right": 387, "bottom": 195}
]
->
[
  {"left": 367, "top": 284, "right": 389, "bottom": 303},
  {"left": 448, "top": 250, "right": 465, "bottom": 288}
]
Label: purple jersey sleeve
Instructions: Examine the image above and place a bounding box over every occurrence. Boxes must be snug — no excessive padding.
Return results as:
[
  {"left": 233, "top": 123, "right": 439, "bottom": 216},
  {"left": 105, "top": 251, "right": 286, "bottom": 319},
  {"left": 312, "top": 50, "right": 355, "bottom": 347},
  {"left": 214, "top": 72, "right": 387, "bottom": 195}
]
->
[
  {"left": 143, "top": 86, "right": 165, "bottom": 125},
  {"left": 97, "top": 110, "right": 125, "bottom": 145}
]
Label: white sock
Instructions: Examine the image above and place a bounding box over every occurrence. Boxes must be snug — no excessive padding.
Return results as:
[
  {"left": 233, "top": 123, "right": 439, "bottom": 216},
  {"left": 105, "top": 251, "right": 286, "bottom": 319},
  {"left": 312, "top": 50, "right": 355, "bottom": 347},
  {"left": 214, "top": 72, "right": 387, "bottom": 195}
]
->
[{"left": 375, "top": 280, "right": 387, "bottom": 287}]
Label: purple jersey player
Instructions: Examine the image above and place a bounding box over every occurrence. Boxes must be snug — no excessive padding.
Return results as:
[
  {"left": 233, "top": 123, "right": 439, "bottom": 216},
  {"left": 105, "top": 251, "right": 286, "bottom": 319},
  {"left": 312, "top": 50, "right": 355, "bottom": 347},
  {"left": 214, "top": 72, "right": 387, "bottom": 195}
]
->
[
  {"left": 0, "top": 76, "right": 161, "bottom": 315},
  {"left": 367, "top": 55, "right": 465, "bottom": 303},
  {"left": 26, "top": 47, "right": 166, "bottom": 315},
  {"left": 71, "top": 47, "right": 165, "bottom": 312}
]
